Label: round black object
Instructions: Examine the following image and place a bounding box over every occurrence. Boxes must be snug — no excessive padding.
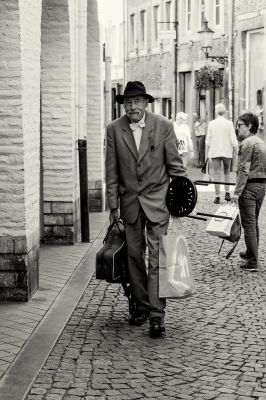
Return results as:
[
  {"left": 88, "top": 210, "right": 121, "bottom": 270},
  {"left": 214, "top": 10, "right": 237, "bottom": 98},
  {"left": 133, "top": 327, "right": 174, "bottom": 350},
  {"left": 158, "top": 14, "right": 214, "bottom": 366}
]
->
[{"left": 166, "top": 176, "right": 198, "bottom": 217}]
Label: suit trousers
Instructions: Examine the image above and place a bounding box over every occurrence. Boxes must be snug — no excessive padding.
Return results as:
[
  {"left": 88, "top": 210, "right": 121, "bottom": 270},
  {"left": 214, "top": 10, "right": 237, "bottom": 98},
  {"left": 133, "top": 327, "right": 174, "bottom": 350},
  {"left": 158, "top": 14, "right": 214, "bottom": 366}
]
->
[{"left": 124, "top": 207, "right": 169, "bottom": 318}]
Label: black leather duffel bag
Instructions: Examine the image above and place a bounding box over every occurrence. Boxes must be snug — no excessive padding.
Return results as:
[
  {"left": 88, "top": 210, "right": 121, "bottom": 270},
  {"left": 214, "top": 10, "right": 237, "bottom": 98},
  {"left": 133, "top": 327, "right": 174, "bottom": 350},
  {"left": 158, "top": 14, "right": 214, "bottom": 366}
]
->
[
  {"left": 96, "top": 219, "right": 129, "bottom": 283},
  {"left": 96, "top": 220, "right": 134, "bottom": 314}
]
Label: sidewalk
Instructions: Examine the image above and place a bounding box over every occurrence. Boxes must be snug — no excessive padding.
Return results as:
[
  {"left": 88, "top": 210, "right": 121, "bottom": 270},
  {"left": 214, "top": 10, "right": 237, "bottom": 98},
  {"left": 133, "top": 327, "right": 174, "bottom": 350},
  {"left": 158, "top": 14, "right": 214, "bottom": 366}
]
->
[{"left": 0, "top": 212, "right": 109, "bottom": 399}]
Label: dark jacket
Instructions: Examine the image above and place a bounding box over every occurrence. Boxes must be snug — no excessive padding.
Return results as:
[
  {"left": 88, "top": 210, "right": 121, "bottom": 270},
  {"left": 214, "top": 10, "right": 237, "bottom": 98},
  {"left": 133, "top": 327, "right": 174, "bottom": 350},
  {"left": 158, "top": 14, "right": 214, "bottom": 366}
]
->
[
  {"left": 105, "top": 111, "right": 186, "bottom": 223},
  {"left": 234, "top": 135, "right": 266, "bottom": 197}
]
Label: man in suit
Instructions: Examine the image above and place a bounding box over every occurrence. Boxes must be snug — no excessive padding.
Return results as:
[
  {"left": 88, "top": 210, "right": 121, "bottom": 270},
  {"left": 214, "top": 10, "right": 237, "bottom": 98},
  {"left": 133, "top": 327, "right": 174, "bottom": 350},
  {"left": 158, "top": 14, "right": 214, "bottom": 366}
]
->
[
  {"left": 206, "top": 103, "right": 238, "bottom": 204},
  {"left": 105, "top": 81, "right": 186, "bottom": 337}
]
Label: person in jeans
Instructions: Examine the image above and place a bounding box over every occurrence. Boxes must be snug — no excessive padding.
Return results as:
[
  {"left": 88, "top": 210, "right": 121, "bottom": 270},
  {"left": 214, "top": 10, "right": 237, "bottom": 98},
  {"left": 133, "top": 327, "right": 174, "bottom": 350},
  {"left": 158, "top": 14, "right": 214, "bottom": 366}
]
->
[
  {"left": 231, "top": 112, "right": 266, "bottom": 271},
  {"left": 206, "top": 104, "right": 238, "bottom": 204},
  {"left": 193, "top": 113, "right": 206, "bottom": 168}
]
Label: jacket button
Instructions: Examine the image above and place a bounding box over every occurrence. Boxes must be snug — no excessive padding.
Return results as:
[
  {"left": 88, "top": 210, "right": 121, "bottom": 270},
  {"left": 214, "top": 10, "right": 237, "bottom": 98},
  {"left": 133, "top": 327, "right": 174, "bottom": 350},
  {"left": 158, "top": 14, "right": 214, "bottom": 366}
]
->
[
  {"left": 137, "top": 163, "right": 142, "bottom": 168},
  {"left": 138, "top": 178, "right": 142, "bottom": 183}
]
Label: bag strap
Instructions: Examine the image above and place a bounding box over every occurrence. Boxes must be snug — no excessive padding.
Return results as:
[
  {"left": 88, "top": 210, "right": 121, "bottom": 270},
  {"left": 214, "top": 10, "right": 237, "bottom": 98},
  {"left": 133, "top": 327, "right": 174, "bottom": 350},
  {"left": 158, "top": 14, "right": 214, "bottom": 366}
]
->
[
  {"left": 121, "top": 281, "right": 135, "bottom": 315},
  {"left": 218, "top": 240, "right": 225, "bottom": 255},
  {"left": 103, "top": 219, "right": 123, "bottom": 242},
  {"left": 168, "top": 217, "right": 183, "bottom": 235},
  {"left": 218, "top": 225, "right": 242, "bottom": 259},
  {"left": 225, "top": 239, "right": 239, "bottom": 259}
]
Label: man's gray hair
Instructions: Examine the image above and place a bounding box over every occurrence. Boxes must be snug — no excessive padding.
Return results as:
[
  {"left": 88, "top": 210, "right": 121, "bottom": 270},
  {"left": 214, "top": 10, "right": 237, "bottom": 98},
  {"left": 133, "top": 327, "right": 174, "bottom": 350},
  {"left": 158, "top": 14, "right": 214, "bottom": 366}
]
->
[{"left": 215, "top": 103, "right": 226, "bottom": 116}]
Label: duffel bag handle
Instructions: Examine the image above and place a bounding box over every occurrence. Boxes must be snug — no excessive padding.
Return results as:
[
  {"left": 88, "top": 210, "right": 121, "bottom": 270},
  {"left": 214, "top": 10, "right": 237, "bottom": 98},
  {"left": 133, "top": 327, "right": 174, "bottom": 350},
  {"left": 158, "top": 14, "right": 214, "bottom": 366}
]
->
[{"left": 104, "top": 219, "right": 124, "bottom": 242}]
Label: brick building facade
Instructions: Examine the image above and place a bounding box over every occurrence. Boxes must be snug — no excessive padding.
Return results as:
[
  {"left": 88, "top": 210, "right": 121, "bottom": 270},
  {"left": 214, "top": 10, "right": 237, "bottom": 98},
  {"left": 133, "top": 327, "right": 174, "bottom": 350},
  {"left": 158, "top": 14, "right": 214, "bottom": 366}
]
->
[
  {"left": 126, "top": 0, "right": 175, "bottom": 119},
  {"left": 124, "top": 0, "right": 266, "bottom": 161},
  {"left": 125, "top": 0, "right": 231, "bottom": 164},
  {"left": 0, "top": 0, "right": 102, "bottom": 301},
  {"left": 232, "top": 0, "right": 266, "bottom": 140}
]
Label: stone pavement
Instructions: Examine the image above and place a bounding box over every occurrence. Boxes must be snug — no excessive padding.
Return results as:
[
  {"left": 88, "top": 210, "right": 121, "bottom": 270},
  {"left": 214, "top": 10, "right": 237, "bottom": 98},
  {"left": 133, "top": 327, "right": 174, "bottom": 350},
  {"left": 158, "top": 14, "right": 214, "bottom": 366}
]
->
[
  {"left": 0, "top": 212, "right": 109, "bottom": 398},
  {"left": 20, "top": 184, "right": 266, "bottom": 400}
]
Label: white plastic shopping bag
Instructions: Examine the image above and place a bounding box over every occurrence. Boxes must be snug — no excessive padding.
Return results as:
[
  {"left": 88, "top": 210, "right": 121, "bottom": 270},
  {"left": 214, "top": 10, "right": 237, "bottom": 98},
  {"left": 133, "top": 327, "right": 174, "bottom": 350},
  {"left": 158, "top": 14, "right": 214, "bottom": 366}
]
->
[
  {"left": 159, "top": 218, "right": 195, "bottom": 299},
  {"left": 206, "top": 204, "right": 239, "bottom": 238}
]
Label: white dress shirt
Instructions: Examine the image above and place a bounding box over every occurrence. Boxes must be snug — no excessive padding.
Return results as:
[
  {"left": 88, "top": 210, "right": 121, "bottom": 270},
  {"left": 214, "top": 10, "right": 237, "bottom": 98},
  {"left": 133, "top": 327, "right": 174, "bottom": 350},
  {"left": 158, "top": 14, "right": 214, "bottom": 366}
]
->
[{"left": 130, "top": 115, "right": 145, "bottom": 152}]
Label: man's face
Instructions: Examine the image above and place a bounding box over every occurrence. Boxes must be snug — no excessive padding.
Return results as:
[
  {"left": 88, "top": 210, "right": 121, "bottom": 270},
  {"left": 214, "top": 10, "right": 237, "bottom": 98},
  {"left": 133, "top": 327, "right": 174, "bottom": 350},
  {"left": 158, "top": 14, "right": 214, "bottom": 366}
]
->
[
  {"left": 123, "top": 96, "right": 149, "bottom": 122},
  {"left": 237, "top": 120, "right": 251, "bottom": 141}
]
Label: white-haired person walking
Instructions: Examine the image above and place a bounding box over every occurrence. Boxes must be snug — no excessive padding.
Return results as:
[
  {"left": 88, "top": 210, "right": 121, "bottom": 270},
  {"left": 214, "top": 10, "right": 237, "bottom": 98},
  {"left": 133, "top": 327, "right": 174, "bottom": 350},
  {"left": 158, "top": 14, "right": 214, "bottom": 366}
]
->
[
  {"left": 174, "top": 112, "right": 194, "bottom": 168},
  {"left": 206, "top": 103, "right": 238, "bottom": 204}
]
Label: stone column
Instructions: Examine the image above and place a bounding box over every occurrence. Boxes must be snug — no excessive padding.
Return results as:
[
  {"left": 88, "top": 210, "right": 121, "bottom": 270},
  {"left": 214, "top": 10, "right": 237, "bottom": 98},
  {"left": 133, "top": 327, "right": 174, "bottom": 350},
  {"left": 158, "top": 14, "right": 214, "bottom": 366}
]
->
[
  {"left": 87, "top": 0, "right": 104, "bottom": 212},
  {"left": 0, "top": 0, "right": 42, "bottom": 300},
  {"left": 41, "top": 0, "right": 79, "bottom": 244}
]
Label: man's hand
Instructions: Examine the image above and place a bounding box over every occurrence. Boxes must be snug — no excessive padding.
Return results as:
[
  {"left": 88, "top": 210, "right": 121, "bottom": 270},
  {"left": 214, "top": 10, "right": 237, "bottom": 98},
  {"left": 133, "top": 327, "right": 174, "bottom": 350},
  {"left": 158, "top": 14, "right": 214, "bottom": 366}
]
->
[
  {"left": 230, "top": 194, "right": 239, "bottom": 205},
  {"left": 109, "top": 208, "right": 120, "bottom": 224}
]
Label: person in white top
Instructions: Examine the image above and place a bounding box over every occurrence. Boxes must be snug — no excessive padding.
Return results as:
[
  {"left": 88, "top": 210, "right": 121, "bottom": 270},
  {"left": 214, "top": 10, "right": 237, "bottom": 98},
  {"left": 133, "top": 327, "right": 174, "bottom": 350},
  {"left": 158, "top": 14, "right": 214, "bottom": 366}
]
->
[
  {"left": 174, "top": 112, "right": 194, "bottom": 168},
  {"left": 206, "top": 103, "right": 238, "bottom": 204}
]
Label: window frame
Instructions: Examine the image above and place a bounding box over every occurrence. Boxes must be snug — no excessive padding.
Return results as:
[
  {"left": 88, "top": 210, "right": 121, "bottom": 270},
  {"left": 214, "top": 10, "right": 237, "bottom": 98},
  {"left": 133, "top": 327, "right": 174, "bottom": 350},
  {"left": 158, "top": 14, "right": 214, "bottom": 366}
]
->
[
  {"left": 213, "top": 0, "right": 223, "bottom": 28},
  {"left": 199, "top": 0, "right": 206, "bottom": 28},
  {"left": 186, "top": 0, "right": 192, "bottom": 32},
  {"left": 139, "top": 9, "right": 147, "bottom": 51},
  {"left": 129, "top": 13, "right": 136, "bottom": 52},
  {"left": 152, "top": 4, "right": 160, "bottom": 50}
]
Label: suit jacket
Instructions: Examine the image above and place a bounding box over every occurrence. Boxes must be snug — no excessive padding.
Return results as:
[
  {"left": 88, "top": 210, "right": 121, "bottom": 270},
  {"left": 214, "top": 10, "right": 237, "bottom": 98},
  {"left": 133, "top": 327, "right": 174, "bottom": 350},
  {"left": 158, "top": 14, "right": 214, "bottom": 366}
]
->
[{"left": 105, "top": 111, "right": 186, "bottom": 224}]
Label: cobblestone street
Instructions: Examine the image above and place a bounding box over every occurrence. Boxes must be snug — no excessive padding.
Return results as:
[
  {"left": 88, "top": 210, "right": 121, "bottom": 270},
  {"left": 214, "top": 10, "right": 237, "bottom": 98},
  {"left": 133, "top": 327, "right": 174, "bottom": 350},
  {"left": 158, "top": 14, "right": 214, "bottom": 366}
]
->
[{"left": 25, "top": 190, "right": 266, "bottom": 400}]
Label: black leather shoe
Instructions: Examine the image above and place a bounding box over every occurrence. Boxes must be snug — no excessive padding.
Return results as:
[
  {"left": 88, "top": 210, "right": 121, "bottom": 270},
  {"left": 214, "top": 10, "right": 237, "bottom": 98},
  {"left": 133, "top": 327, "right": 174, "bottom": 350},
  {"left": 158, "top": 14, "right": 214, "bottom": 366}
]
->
[
  {"left": 149, "top": 317, "right": 165, "bottom": 337},
  {"left": 129, "top": 311, "right": 148, "bottom": 326},
  {"left": 214, "top": 197, "right": 220, "bottom": 204},
  {"left": 239, "top": 251, "right": 250, "bottom": 260},
  {"left": 225, "top": 192, "right": 231, "bottom": 201},
  {"left": 240, "top": 262, "right": 257, "bottom": 272}
]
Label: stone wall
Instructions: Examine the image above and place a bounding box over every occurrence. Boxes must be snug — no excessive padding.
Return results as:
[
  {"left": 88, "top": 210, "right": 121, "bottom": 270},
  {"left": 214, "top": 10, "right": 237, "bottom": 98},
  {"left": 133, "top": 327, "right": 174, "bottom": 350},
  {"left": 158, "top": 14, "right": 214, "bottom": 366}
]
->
[
  {"left": 87, "top": 0, "right": 104, "bottom": 211},
  {"left": 0, "top": 0, "right": 42, "bottom": 300},
  {"left": 233, "top": 1, "right": 265, "bottom": 133},
  {"left": 41, "top": 0, "right": 77, "bottom": 244}
]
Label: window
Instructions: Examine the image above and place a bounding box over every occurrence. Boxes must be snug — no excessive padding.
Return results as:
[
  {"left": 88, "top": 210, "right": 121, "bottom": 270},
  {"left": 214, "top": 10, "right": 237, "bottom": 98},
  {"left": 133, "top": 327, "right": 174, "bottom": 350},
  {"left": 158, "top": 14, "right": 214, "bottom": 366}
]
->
[
  {"left": 140, "top": 10, "right": 146, "bottom": 49},
  {"left": 165, "top": 1, "right": 171, "bottom": 30},
  {"left": 130, "top": 14, "right": 135, "bottom": 51},
  {"left": 153, "top": 5, "right": 159, "bottom": 46},
  {"left": 200, "top": 0, "right": 205, "bottom": 26},
  {"left": 215, "top": 0, "right": 220, "bottom": 25},
  {"left": 187, "top": 0, "right": 192, "bottom": 31}
]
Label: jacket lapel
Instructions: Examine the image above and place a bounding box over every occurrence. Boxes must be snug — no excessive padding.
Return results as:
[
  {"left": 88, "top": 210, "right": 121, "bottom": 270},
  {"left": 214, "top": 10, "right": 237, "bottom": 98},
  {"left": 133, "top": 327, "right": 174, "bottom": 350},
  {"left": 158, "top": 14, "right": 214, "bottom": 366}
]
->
[
  {"left": 138, "top": 111, "right": 153, "bottom": 163},
  {"left": 122, "top": 118, "right": 138, "bottom": 161}
]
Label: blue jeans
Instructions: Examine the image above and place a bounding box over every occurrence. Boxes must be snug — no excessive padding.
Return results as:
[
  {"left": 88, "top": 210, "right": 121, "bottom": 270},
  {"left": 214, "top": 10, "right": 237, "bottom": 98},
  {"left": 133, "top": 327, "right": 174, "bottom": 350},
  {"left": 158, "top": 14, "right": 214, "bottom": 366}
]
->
[{"left": 238, "top": 182, "right": 265, "bottom": 263}]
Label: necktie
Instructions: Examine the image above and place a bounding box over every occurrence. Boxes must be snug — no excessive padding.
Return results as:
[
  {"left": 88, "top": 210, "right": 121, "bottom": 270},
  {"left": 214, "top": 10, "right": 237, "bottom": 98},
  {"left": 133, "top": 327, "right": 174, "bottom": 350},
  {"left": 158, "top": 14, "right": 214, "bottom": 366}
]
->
[{"left": 129, "top": 121, "right": 145, "bottom": 131}]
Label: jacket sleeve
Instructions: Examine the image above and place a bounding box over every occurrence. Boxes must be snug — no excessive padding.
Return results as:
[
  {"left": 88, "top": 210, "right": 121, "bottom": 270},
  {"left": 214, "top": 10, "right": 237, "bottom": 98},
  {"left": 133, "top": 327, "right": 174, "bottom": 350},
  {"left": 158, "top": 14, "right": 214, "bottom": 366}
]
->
[
  {"left": 164, "top": 122, "right": 187, "bottom": 178},
  {"left": 186, "top": 127, "right": 194, "bottom": 153},
  {"left": 233, "top": 142, "right": 252, "bottom": 198},
  {"left": 206, "top": 122, "right": 212, "bottom": 146},
  {"left": 105, "top": 124, "right": 119, "bottom": 210},
  {"left": 229, "top": 121, "right": 238, "bottom": 148}
]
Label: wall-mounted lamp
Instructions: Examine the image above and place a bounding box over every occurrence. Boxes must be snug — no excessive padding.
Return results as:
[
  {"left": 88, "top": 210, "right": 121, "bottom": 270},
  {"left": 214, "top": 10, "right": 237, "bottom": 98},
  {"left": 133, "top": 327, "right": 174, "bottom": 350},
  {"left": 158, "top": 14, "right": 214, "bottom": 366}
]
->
[{"left": 198, "top": 19, "right": 228, "bottom": 64}]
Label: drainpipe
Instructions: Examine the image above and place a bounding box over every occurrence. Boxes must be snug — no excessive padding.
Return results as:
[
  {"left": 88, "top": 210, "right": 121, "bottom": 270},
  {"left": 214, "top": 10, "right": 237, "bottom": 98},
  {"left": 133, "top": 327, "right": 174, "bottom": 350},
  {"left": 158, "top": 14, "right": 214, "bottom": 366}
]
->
[
  {"left": 123, "top": 0, "right": 127, "bottom": 86},
  {"left": 105, "top": 22, "right": 112, "bottom": 127},
  {"left": 228, "top": 0, "right": 234, "bottom": 121},
  {"left": 76, "top": 0, "right": 90, "bottom": 242}
]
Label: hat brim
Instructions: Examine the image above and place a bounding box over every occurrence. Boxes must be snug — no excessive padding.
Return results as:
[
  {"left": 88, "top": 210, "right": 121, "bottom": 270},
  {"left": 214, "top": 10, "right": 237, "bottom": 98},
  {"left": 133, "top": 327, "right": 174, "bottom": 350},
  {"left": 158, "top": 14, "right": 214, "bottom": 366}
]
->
[{"left": 115, "top": 93, "right": 154, "bottom": 104}]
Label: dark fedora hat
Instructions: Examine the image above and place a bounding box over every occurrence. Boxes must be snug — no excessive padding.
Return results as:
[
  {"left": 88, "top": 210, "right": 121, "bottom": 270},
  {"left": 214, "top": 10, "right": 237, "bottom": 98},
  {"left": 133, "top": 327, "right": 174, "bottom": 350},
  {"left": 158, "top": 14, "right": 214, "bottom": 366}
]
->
[{"left": 115, "top": 81, "right": 154, "bottom": 104}]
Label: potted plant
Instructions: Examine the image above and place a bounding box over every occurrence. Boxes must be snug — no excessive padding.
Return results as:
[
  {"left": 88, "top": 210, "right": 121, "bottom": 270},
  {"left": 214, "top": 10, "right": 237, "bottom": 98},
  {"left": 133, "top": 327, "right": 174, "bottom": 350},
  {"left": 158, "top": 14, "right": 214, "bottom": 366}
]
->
[{"left": 195, "top": 65, "right": 223, "bottom": 92}]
